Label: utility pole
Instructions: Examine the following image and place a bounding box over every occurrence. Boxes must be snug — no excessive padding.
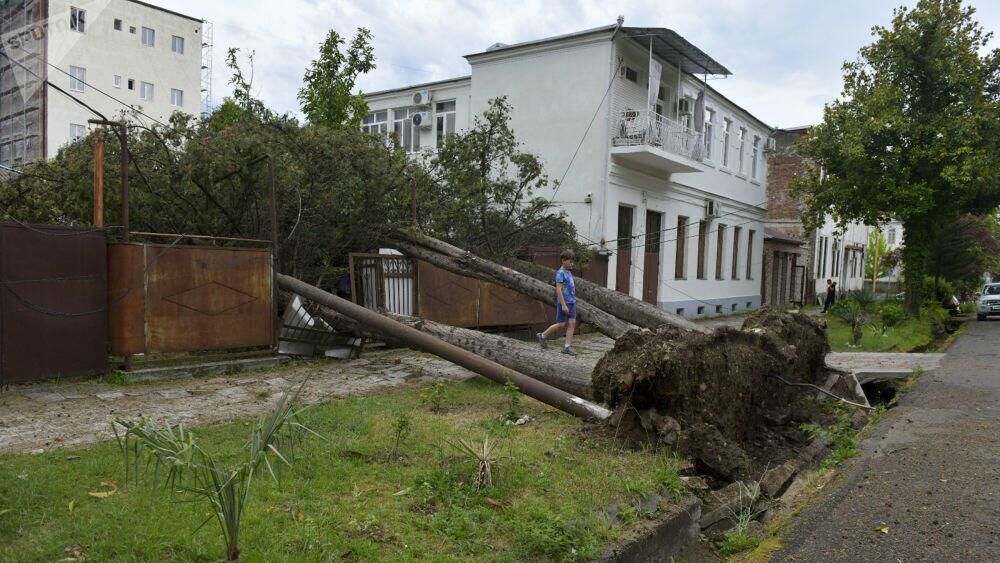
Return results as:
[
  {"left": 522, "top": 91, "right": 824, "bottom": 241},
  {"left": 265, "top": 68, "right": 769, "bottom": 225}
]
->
[
  {"left": 88, "top": 119, "right": 129, "bottom": 241},
  {"left": 92, "top": 128, "right": 105, "bottom": 228}
]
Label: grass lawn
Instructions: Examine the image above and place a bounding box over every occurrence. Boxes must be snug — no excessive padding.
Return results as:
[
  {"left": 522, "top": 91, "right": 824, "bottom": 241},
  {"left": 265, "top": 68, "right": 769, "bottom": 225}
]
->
[
  {"left": 0, "top": 378, "right": 686, "bottom": 562},
  {"left": 823, "top": 314, "right": 934, "bottom": 352}
]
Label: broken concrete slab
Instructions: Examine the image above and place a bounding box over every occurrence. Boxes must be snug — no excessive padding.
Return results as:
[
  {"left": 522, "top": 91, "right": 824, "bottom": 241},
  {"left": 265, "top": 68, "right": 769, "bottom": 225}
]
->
[
  {"left": 95, "top": 391, "right": 124, "bottom": 401},
  {"left": 128, "top": 356, "right": 288, "bottom": 383},
  {"left": 156, "top": 390, "right": 191, "bottom": 399},
  {"left": 600, "top": 496, "right": 701, "bottom": 563},
  {"left": 23, "top": 391, "right": 66, "bottom": 403}
]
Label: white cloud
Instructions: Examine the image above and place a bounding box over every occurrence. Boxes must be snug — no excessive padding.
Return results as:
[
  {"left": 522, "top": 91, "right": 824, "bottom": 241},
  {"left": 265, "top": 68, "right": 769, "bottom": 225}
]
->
[{"left": 156, "top": 0, "right": 1000, "bottom": 127}]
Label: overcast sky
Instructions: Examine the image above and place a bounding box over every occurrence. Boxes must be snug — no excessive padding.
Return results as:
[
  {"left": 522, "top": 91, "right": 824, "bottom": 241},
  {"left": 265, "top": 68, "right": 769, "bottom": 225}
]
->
[{"left": 161, "top": 0, "right": 999, "bottom": 128}]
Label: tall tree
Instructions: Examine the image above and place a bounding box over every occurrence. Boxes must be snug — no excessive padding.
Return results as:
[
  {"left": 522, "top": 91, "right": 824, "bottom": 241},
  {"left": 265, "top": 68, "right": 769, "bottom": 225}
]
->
[
  {"left": 298, "top": 28, "right": 376, "bottom": 128},
  {"left": 793, "top": 0, "right": 1000, "bottom": 316}
]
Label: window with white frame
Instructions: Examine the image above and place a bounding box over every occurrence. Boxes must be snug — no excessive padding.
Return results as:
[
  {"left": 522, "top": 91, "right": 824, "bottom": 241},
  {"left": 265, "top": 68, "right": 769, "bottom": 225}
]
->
[
  {"left": 361, "top": 110, "right": 389, "bottom": 135},
  {"left": 171, "top": 35, "right": 184, "bottom": 54},
  {"left": 435, "top": 100, "right": 456, "bottom": 145},
  {"left": 888, "top": 228, "right": 896, "bottom": 245},
  {"left": 70, "top": 123, "right": 87, "bottom": 142},
  {"left": 69, "top": 66, "right": 86, "bottom": 92},
  {"left": 170, "top": 88, "right": 183, "bottom": 107},
  {"left": 70, "top": 7, "right": 86, "bottom": 33},
  {"left": 751, "top": 135, "right": 761, "bottom": 179},
  {"left": 140, "top": 81, "right": 153, "bottom": 101},
  {"left": 392, "top": 108, "right": 420, "bottom": 153},
  {"left": 113, "top": 75, "right": 122, "bottom": 88},
  {"left": 655, "top": 85, "right": 670, "bottom": 116},
  {"left": 704, "top": 108, "right": 715, "bottom": 160},
  {"left": 722, "top": 118, "right": 732, "bottom": 167},
  {"left": 141, "top": 27, "right": 155, "bottom": 47},
  {"left": 738, "top": 127, "right": 747, "bottom": 174}
]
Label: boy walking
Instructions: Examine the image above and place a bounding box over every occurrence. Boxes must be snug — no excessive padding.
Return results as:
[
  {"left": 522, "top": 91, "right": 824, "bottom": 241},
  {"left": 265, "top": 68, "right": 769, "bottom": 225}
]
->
[{"left": 537, "top": 250, "right": 578, "bottom": 356}]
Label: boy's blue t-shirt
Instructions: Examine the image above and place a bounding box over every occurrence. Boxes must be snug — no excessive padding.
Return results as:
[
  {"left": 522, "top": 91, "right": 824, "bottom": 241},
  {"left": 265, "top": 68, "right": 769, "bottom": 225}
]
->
[{"left": 555, "top": 268, "right": 576, "bottom": 306}]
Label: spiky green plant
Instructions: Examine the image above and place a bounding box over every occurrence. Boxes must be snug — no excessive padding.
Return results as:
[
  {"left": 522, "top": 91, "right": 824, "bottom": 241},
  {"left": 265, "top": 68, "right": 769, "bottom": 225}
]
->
[
  {"left": 113, "top": 382, "right": 318, "bottom": 562},
  {"left": 450, "top": 435, "right": 502, "bottom": 490}
]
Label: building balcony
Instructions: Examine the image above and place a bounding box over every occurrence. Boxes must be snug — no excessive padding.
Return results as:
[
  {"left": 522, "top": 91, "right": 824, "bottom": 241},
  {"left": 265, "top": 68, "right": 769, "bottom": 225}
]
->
[{"left": 610, "top": 109, "right": 705, "bottom": 175}]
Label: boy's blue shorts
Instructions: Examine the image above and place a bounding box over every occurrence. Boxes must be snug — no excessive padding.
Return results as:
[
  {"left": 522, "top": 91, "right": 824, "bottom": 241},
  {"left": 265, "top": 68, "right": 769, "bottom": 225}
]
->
[{"left": 555, "top": 305, "right": 577, "bottom": 323}]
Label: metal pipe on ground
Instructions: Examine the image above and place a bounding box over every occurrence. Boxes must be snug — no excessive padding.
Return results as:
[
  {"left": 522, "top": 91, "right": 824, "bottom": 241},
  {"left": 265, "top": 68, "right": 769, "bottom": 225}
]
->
[{"left": 276, "top": 274, "right": 611, "bottom": 421}]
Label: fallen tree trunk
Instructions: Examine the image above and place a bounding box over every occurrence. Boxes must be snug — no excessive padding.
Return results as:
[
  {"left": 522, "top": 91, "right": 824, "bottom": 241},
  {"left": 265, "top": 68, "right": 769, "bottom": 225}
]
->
[
  {"left": 312, "top": 305, "right": 595, "bottom": 399},
  {"left": 387, "top": 235, "right": 635, "bottom": 339},
  {"left": 277, "top": 273, "right": 610, "bottom": 420},
  {"left": 504, "top": 257, "right": 706, "bottom": 333}
]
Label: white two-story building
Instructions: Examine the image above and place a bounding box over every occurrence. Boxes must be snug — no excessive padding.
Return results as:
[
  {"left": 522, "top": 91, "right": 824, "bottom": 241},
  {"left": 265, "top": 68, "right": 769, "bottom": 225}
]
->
[{"left": 364, "top": 23, "right": 772, "bottom": 318}]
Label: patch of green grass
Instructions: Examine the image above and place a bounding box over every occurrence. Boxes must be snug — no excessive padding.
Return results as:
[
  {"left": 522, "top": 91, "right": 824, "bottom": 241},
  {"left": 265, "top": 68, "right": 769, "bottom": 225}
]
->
[
  {"left": 801, "top": 403, "right": 861, "bottom": 468},
  {"left": 100, "top": 370, "right": 132, "bottom": 386},
  {"left": 718, "top": 529, "right": 761, "bottom": 556},
  {"left": 824, "top": 311, "right": 934, "bottom": 352},
  {"left": 0, "top": 378, "right": 687, "bottom": 562}
]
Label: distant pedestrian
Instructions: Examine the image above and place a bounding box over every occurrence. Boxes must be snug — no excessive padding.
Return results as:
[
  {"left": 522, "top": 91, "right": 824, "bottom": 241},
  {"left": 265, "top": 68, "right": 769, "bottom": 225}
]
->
[
  {"left": 537, "top": 250, "right": 578, "bottom": 356},
  {"left": 823, "top": 279, "right": 836, "bottom": 313}
]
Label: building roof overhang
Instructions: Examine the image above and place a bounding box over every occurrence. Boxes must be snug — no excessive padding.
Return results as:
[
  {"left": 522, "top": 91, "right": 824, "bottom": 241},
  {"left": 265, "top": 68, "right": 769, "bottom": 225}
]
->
[{"left": 620, "top": 27, "right": 731, "bottom": 76}]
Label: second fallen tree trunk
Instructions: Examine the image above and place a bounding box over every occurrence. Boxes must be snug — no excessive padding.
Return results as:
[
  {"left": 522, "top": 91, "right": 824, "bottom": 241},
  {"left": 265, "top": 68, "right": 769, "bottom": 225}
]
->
[
  {"left": 313, "top": 305, "right": 595, "bottom": 399},
  {"left": 387, "top": 235, "right": 635, "bottom": 339},
  {"left": 277, "top": 273, "right": 610, "bottom": 420}
]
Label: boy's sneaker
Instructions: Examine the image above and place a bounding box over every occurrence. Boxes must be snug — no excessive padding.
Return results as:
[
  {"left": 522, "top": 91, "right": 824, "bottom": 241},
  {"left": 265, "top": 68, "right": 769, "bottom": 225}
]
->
[
  {"left": 536, "top": 333, "right": 548, "bottom": 349},
  {"left": 561, "top": 346, "right": 577, "bottom": 356}
]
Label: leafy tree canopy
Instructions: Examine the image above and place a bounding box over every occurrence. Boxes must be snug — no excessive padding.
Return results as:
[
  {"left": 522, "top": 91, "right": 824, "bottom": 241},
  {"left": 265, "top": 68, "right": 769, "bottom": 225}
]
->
[{"left": 298, "top": 28, "right": 376, "bottom": 128}]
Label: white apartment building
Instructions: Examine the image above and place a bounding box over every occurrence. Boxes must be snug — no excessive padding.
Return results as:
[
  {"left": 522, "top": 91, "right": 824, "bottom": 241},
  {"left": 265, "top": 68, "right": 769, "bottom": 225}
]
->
[
  {"left": 365, "top": 24, "right": 772, "bottom": 318},
  {"left": 814, "top": 216, "right": 871, "bottom": 294},
  {"left": 0, "top": 0, "right": 203, "bottom": 165}
]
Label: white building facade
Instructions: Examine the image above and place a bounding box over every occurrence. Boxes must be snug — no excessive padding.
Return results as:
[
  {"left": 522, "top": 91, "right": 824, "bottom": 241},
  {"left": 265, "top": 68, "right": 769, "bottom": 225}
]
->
[
  {"left": 813, "top": 215, "right": 871, "bottom": 295},
  {"left": 365, "top": 25, "right": 771, "bottom": 318},
  {"left": 0, "top": 0, "right": 203, "bottom": 165}
]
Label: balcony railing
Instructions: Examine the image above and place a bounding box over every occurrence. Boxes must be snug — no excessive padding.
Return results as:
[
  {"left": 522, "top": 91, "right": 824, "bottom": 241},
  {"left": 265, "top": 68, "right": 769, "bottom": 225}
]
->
[{"left": 612, "top": 109, "right": 705, "bottom": 163}]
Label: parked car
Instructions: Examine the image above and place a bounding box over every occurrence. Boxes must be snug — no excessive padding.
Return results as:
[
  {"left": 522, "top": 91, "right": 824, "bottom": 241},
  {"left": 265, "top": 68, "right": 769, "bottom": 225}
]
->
[{"left": 976, "top": 283, "right": 1000, "bottom": 320}]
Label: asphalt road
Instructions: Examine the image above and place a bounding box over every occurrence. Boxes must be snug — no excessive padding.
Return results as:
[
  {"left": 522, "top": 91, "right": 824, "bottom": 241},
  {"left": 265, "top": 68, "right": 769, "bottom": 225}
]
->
[{"left": 775, "top": 319, "right": 1000, "bottom": 562}]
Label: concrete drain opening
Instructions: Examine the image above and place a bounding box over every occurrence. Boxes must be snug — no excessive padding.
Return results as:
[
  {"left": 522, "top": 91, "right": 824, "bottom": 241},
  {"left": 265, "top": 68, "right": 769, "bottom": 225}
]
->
[{"left": 861, "top": 380, "right": 900, "bottom": 407}]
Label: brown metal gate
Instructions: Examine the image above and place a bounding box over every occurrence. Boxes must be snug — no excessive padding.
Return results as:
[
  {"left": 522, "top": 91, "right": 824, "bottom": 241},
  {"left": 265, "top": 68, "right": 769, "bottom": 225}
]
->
[
  {"left": 108, "top": 243, "right": 274, "bottom": 355},
  {"left": 0, "top": 223, "right": 108, "bottom": 384}
]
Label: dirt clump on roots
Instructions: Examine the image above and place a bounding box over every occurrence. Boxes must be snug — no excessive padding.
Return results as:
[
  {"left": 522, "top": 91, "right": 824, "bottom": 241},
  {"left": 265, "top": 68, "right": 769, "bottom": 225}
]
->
[{"left": 592, "top": 308, "right": 831, "bottom": 482}]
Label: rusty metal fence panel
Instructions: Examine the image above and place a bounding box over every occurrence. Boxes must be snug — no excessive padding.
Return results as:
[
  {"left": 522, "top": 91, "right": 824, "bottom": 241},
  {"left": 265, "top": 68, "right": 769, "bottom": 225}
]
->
[
  {"left": 0, "top": 223, "right": 108, "bottom": 384},
  {"left": 109, "top": 243, "right": 274, "bottom": 355}
]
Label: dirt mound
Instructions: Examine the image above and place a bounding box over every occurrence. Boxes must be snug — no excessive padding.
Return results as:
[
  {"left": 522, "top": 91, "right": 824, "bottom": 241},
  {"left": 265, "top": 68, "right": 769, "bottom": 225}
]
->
[{"left": 592, "top": 308, "right": 830, "bottom": 481}]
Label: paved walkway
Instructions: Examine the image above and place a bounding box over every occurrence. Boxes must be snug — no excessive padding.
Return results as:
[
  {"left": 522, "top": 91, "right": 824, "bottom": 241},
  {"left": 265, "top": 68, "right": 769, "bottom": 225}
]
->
[
  {"left": 0, "top": 335, "right": 616, "bottom": 454},
  {"left": 774, "top": 320, "right": 1000, "bottom": 561}
]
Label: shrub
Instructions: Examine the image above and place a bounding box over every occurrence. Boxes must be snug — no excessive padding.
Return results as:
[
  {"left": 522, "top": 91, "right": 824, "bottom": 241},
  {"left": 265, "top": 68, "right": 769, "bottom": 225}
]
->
[
  {"left": 922, "top": 276, "right": 955, "bottom": 303},
  {"left": 878, "top": 301, "right": 906, "bottom": 327}
]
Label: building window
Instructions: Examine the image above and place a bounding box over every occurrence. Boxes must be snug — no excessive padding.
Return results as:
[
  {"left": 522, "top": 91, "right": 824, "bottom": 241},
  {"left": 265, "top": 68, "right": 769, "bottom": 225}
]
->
[
  {"left": 704, "top": 108, "right": 715, "bottom": 160},
  {"left": 70, "top": 123, "right": 87, "bottom": 142},
  {"left": 361, "top": 110, "right": 388, "bottom": 135},
  {"left": 732, "top": 227, "right": 741, "bottom": 279},
  {"left": 393, "top": 108, "right": 420, "bottom": 153},
  {"left": 435, "top": 100, "right": 456, "bottom": 145},
  {"left": 715, "top": 224, "right": 727, "bottom": 280},
  {"left": 675, "top": 216, "right": 688, "bottom": 279},
  {"left": 113, "top": 75, "right": 122, "bottom": 88},
  {"left": 655, "top": 85, "right": 669, "bottom": 116},
  {"left": 722, "top": 118, "right": 732, "bottom": 167},
  {"left": 747, "top": 230, "right": 756, "bottom": 279},
  {"left": 129, "top": 26, "right": 136, "bottom": 34},
  {"left": 738, "top": 127, "right": 748, "bottom": 174},
  {"left": 832, "top": 240, "right": 840, "bottom": 277},
  {"left": 697, "top": 220, "right": 709, "bottom": 280},
  {"left": 69, "top": 66, "right": 86, "bottom": 92},
  {"left": 624, "top": 67, "right": 638, "bottom": 83},
  {"left": 170, "top": 88, "right": 183, "bottom": 107},
  {"left": 751, "top": 135, "right": 760, "bottom": 179},
  {"left": 172, "top": 35, "right": 184, "bottom": 54},
  {"left": 140, "top": 81, "right": 153, "bottom": 101},
  {"left": 127, "top": 78, "right": 135, "bottom": 90},
  {"left": 141, "top": 27, "right": 155, "bottom": 47},
  {"left": 114, "top": 18, "right": 122, "bottom": 31},
  {"left": 70, "top": 7, "right": 86, "bottom": 33},
  {"left": 888, "top": 228, "right": 896, "bottom": 245}
]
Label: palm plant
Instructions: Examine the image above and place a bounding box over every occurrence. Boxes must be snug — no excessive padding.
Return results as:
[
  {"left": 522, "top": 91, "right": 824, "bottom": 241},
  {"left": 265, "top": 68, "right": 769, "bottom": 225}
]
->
[
  {"left": 113, "top": 382, "right": 318, "bottom": 562},
  {"left": 834, "top": 300, "right": 867, "bottom": 347},
  {"left": 450, "top": 435, "right": 502, "bottom": 490}
]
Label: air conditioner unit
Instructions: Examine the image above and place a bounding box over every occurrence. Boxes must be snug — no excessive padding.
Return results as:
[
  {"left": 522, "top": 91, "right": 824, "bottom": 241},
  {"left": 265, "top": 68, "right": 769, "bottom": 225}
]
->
[
  {"left": 705, "top": 199, "right": 721, "bottom": 218},
  {"left": 678, "top": 98, "right": 693, "bottom": 114},
  {"left": 411, "top": 111, "right": 432, "bottom": 128},
  {"left": 412, "top": 90, "right": 432, "bottom": 105}
]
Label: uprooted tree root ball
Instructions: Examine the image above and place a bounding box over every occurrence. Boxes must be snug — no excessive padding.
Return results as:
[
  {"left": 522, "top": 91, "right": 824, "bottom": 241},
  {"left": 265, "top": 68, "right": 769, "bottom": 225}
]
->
[{"left": 592, "top": 308, "right": 832, "bottom": 482}]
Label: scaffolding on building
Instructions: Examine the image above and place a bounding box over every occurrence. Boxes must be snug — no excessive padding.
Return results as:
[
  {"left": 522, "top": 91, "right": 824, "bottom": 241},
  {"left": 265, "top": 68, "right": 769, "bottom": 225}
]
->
[{"left": 201, "top": 20, "right": 214, "bottom": 116}]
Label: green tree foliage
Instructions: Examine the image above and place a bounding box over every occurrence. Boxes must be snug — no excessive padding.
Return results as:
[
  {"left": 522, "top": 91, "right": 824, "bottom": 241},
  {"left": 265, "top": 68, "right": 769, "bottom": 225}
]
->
[
  {"left": 865, "top": 228, "right": 892, "bottom": 281},
  {"left": 792, "top": 0, "right": 1000, "bottom": 316},
  {"left": 419, "top": 97, "right": 586, "bottom": 261},
  {"left": 298, "top": 28, "right": 376, "bottom": 128}
]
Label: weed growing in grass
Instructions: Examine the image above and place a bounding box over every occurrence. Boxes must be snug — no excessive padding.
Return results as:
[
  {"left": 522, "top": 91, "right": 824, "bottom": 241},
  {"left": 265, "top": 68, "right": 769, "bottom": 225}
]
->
[
  {"left": 719, "top": 529, "right": 761, "bottom": 556},
  {"left": 450, "top": 435, "right": 501, "bottom": 490},
  {"left": 652, "top": 454, "right": 686, "bottom": 499},
  {"left": 113, "top": 382, "right": 317, "bottom": 562},
  {"left": 421, "top": 381, "right": 448, "bottom": 413},
  {"left": 801, "top": 403, "right": 860, "bottom": 468},
  {"left": 103, "top": 370, "right": 132, "bottom": 386},
  {"left": 717, "top": 475, "right": 767, "bottom": 556},
  {"left": 389, "top": 413, "right": 412, "bottom": 460},
  {"left": 512, "top": 502, "right": 602, "bottom": 561},
  {"left": 502, "top": 378, "right": 522, "bottom": 423}
]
